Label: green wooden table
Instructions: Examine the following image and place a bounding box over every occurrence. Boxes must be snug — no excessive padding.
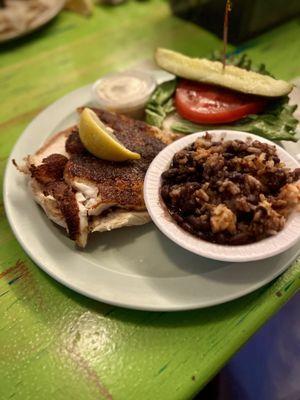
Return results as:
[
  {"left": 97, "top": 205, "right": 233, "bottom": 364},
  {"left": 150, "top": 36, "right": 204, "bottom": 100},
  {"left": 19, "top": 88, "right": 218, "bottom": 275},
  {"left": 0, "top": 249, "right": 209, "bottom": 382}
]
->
[{"left": 0, "top": 2, "right": 300, "bottom": 399}]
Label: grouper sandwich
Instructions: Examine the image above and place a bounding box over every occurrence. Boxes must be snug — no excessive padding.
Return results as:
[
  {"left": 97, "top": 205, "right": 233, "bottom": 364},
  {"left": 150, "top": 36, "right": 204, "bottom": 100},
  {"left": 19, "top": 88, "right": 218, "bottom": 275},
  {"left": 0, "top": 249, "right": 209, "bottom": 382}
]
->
[{"left": 16, "top": 108, "right": 175, "bottom": 247}]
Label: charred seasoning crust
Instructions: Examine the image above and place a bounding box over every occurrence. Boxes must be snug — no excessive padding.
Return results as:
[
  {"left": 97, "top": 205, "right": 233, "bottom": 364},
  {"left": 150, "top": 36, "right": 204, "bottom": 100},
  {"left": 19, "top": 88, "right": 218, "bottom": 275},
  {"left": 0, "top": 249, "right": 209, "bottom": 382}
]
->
[
  {"left": 29, "top": 154, "right": 81, "bottom": 241},
  {"left": 161, "top": 133, "right": 300, "bottom": 245},
  {"left": 46, "top": 181, "right": 80, "bottom": 241},
  {"left": 65, "top": 110, "right": 166, "bottom": 208},
  {"left": 29, "top": 108, "right": 168, "bottom": 243},
  {"left": 77, "top": 108, "right": 166, "bottom": 158},
  {"left": 29, "top": 154, "right": 68, "bottom": 184}
]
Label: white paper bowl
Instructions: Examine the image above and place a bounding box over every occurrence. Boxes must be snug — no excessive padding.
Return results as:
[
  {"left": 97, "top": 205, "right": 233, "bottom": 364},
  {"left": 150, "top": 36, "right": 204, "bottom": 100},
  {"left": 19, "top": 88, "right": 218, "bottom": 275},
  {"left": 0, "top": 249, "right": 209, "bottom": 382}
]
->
[{"left": 144, "top": 130, "right": 300, "bottom": 262}]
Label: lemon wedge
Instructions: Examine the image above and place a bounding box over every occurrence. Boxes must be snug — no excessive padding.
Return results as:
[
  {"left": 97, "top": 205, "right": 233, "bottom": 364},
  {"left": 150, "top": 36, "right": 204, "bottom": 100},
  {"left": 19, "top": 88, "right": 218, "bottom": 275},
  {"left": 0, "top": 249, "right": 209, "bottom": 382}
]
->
[{"left": 79, "top": 108, "right": 141, "bottom": 162}]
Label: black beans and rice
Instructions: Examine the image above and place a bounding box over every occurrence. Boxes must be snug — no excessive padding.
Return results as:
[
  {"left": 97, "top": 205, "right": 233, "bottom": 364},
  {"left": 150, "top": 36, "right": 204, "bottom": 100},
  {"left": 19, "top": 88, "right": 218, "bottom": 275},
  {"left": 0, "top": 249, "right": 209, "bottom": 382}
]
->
[{"left": 160, "top": 134, "right": 300, "bottom": 245}]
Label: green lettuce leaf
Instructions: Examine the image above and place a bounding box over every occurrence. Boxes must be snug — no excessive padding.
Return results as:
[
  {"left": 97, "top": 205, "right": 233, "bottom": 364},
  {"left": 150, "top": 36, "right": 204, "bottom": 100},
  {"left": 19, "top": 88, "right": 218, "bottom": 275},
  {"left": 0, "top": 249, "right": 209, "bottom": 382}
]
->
[
  {"left": 210, "top": 51, "right": 273, "bottom": 77},
  {"left": 145, "top": 79, "right": 177, "bottom": 128}
]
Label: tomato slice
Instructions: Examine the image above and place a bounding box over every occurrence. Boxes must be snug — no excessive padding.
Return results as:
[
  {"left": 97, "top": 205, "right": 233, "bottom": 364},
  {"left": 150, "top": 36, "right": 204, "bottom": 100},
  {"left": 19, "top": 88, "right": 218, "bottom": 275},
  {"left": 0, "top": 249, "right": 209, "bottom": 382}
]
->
[{"left": 175, "top": 79, "right": 267, "bottom": 124}]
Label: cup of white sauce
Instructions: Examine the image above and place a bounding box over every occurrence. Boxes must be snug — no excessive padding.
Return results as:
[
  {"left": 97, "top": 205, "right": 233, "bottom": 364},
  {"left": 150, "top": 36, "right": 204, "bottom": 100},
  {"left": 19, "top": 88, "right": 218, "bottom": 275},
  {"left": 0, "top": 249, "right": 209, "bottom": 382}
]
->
[{"left": 92, "top": 70, "right": 156, "bottom": 118}]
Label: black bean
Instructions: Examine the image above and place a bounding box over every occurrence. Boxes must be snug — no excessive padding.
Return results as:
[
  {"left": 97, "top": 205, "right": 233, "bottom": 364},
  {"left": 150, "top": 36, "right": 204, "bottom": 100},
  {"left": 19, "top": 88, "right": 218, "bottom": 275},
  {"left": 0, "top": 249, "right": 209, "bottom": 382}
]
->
[{"left": 160, "top": 135, "right": 299, "bottom": 245}]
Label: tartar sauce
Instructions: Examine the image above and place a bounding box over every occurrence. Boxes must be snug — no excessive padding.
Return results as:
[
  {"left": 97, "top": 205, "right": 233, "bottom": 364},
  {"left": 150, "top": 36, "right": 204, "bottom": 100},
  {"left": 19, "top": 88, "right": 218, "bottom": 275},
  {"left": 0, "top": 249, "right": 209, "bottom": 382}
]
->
[{"left": 92, "top": 70, "right": 156, "bottom": 117}]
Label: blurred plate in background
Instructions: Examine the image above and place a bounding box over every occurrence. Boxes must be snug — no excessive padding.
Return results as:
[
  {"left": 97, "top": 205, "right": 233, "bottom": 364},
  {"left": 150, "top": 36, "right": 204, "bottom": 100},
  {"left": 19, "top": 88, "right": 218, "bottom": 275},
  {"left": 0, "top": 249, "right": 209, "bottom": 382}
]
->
[{"left": 0, "top": 0, "right": 65, "bottom": 43}]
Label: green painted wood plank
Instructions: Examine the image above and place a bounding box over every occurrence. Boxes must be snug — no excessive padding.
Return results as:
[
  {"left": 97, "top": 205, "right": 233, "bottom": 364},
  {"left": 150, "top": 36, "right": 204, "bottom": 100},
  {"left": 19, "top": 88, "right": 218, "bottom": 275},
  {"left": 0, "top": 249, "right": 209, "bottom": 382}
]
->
[
  {"left": 0, "top": 2, "right": 300, "bottom": 399},
  {"left": 0, "top": 3, "right": 221, "bottom": 126}
]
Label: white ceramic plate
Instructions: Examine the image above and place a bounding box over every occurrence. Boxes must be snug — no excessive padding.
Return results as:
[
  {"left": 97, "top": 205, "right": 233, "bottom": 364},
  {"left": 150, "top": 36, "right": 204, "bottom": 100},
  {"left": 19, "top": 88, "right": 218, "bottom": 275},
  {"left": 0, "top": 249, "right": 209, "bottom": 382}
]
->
[
  {"left": 3, "top": 84, "right": 300, "bottom": 311},
  {"left": 144, "top": 130, "right": 300, "bottom": 263}
]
